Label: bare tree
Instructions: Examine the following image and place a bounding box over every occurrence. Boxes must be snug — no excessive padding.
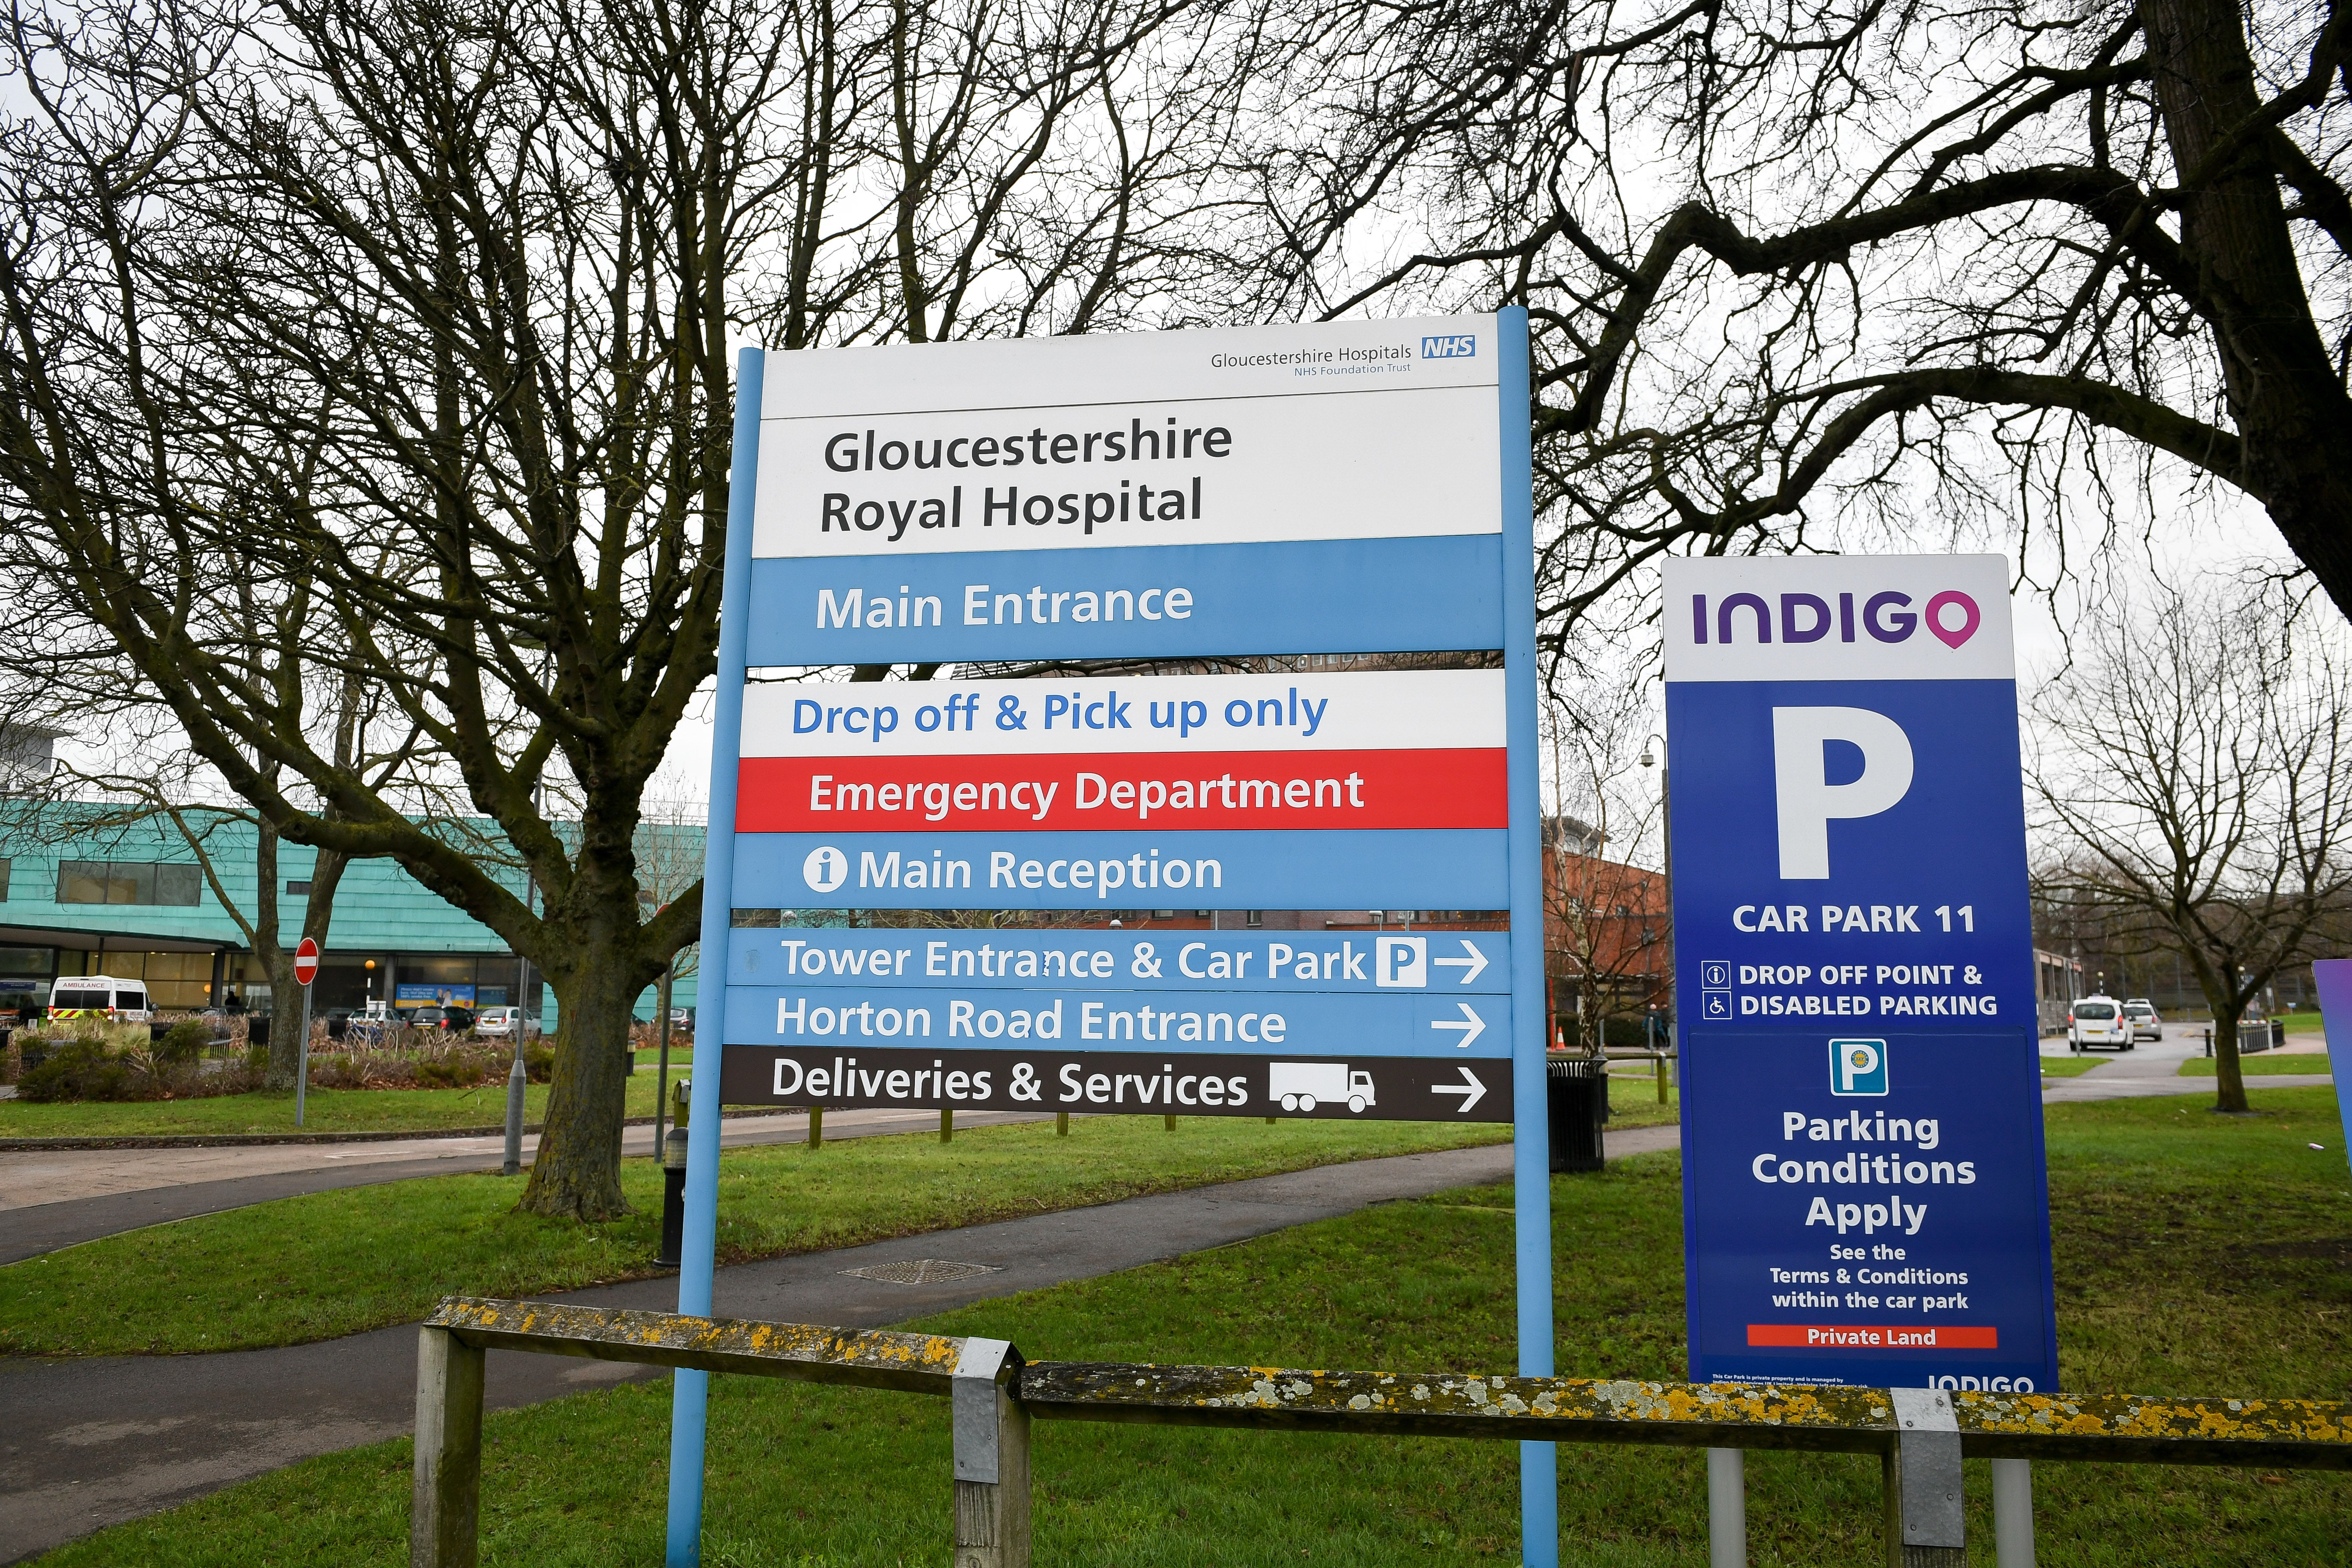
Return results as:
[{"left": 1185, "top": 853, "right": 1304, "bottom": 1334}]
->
[
  {"left": 1543, "top": 678, "right": 1668, "bottom": 1052},
  {"left": 2032, "top": 579, "right": 2352, "bottom": 1111},
  {"left": 1262, "top": 0, "right": 2352, "bottom": 634},
  {"left": 0, "top": 0, "right": 1283, "bottom": 1217}
]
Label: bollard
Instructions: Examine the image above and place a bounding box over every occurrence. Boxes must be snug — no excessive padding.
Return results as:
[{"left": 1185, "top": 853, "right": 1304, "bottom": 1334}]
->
[
  {"left": 942, "top": 1107, "right": 954, "bottom": 1144},
  {"left": 809, "top": 1105, "right": 824, "bottom": 1147},
  {"left": 659, "top": 1077, "right": 692, "bottom": 1266},
  {"left": 657, "top": 1124, "right": 690, "bottom": 1268},
  {"left": 951, "top": 1337, "right": 1030, "bottom": 1568},
  {"left": 1884, "top": 1388, "right": 1965, "bottom": 1567},
  {"left": 1055, "top": 1111, "right": 1068, "bottom": 1136},
  {"left": 1265, "top": 1115, "right": 1277, "bottom": 1125},
  {"left": 1164, "top": 1114, "right": 1176, "bottom": 1132}
]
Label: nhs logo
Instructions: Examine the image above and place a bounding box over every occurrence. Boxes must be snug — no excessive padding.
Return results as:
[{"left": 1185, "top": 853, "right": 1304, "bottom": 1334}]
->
[
  {"left": 1829, "top": 1038, "right": 1888, "bottom": 1095},
  {"left": 1420, "top": 334, "right": 1477, "bottom": 359}
]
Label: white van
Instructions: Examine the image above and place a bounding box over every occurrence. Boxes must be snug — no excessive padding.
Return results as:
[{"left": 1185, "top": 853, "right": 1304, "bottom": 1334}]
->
[
  {"left": 47, "top": 975, "right": 155, "bottom": 1024},
  {"left": 2067, "top": 996, "right": 2132, "bottom": 1051}
]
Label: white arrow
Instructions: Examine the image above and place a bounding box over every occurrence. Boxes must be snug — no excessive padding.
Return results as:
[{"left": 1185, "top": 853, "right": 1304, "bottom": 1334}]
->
[
  {"left": 1432, "top": 940, "right": 1489, "bottom": 984},
  {"left": 1430, "top": 1066, "right": 1487, "bottom": 1113},
  {"left": 1430, "top": 1002, "right": 1486, "bottom": 1049}
]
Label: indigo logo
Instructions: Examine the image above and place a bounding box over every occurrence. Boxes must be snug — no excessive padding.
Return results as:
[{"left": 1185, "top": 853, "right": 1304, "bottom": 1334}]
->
[{"left": 1829, "top": 1038, "right": 1887, "bottom": 1096}]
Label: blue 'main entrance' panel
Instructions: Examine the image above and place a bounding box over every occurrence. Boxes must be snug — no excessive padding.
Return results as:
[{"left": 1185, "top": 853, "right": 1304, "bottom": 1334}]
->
[{"left": 746, "top": 536, "right": 1505, "bottom": 664}]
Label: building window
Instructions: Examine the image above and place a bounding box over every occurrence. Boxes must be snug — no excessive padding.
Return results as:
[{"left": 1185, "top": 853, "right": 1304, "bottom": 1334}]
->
[
  {"left": 0, "top": 857, "right": 9, "bottom": 901},
  {"left": 1245, "top": 910, "right": 1263, "bottom": 928},
  {"left": 55, "top": 860, "right": 203, "bottom": 906},
  {"left": 286, "top": 880, "right": 313, "bottom": 895}
]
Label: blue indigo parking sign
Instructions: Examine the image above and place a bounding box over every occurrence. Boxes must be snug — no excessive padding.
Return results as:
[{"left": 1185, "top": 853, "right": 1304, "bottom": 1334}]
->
[{"left": 1664, "top": 555, "right": 2059, "bottom": 1394}]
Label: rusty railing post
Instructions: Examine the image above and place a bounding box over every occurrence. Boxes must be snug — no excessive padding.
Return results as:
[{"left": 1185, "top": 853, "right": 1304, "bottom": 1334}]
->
[
  {"left": 953, "top": 1337, "right": 1030, "bottom": 1568},
  {"left": 1884, "top": 1388, "right": 1964, "bottom": 1568},
  {"left": 411, "top": 1324, "right": 486, "bottom": 1568}
]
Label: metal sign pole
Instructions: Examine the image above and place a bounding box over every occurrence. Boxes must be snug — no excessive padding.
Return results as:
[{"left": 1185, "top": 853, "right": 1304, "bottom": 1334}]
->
[
  {"left": 665, "top": 344, "right": 765, "bottom": 1568},
  {"left": 1495, "top": 308, "right": 1557, "bottom": 1568},
  {"left": 294, "top": 980, "right": 313, "bottom": 1128}
]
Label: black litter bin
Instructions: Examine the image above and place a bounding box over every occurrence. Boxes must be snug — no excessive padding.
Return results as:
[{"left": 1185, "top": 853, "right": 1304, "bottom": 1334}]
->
[{"left": 1546, "top": 1054, "right": 1610, "bottom": 1172}]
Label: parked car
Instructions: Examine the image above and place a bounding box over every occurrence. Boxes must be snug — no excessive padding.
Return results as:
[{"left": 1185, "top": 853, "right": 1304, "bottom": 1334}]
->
[
  {"left": 2067, "top": 996, "right": 2134, "bottom": 1051},
  {"left": 47, "top": 975, "right": 154, "bottom": 1024},
  {"left": 475, "top": 1006, "right": 540, "bottom": 1040},
  {"left": 399, "top": 1005, "right": 477, "bottom": 1034},
  {"left": 2120, "top": 999, "right": 2163, "bottom": 1043}
]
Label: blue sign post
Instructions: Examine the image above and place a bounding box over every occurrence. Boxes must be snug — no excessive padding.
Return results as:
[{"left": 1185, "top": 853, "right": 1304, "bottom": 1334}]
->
[
  {"left": 1663, "top": 555, "right": 2059, "bottom": 1398},
  {"left": 669, "top": 314, "right": 1555, "bottom": 1564}
]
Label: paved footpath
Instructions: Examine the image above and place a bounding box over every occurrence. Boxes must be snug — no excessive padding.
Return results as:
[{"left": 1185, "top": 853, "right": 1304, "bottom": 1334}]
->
[
  {"left": 0, "top": 1105, "right": 1045, "bottom": 1266},
  {"left": 0, "top": 1126, "right": 1676, "bottom": 1563}
]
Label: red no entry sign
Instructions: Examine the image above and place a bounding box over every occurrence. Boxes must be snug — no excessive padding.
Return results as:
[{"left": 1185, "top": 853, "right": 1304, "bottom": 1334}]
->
[{"left": 294, "top": 937, "right": 320, "bottom": 987}]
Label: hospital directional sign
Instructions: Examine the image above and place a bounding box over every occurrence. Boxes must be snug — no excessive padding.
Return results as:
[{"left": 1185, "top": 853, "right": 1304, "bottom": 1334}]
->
[
  {"left": 723, "top": 929, "right": 1507, "bottom": 992},
  {"left": 673, "top": 312, "right": 1562, "bottom": 1568},
  {"left": 1663, "top": 554, "right": 2059, "bottom": 1397}
]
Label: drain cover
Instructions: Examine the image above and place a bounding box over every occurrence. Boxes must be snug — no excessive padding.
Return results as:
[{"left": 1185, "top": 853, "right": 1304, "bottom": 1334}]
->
[{"left": 840, "top": 1258, "right": 1002, "bottom": 1286}]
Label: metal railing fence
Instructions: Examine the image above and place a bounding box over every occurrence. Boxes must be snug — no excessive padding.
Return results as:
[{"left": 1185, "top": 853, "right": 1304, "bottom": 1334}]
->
[{"left": 410, "top": 1297, "right": 2352, "bottom": 1568}]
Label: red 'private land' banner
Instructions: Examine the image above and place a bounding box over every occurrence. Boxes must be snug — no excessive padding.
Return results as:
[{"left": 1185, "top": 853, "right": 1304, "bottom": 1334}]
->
[
  {"left": 736, "top": 748, "right": 1505, "bottom": 833},
  {"left": 1745, "top": 1324, "right": 1998, "bottom": 1349}
]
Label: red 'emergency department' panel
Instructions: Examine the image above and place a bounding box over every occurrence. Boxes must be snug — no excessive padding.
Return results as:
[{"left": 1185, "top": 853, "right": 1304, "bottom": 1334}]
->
[{"left": 737, "top": 747, "right": 1505, "bottom": 833}]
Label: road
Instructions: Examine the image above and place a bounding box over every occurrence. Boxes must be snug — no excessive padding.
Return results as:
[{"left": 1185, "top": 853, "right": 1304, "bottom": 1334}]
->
[
  {"left": 0, "top": 1126, "right": 1676, "bottom": 1564},
  {"left": 2038, "top": 1020, "right": 2332, "bottom": 1102}
]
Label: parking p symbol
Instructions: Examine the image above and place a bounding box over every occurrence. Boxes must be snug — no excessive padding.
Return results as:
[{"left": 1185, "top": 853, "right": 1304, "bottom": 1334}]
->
[{"left": 1375, "top": 936, "right": 1427, "bottom": 988}]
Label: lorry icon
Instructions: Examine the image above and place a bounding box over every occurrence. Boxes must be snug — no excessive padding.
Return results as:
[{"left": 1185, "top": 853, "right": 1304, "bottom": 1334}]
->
[{"left": 1268, "top": 1062, "right": 1376, "bottom": 1114}]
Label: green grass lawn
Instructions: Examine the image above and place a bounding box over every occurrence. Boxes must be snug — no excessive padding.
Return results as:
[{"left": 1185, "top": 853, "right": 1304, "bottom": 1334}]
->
[
  {"left": 2178, "top": 1051, "right": 2333, "bottom": 1076},
  {"left": 40, "top": 1086, "right": 2349, "bottom": 1567},
  {"left": 0, "top": 1065, "right": 693, "bottom": 1139},
  {"left": 0, "top": 1115, "right": 1511, "bottom": 1358},
  {"left": 2036, "top": 1052, "right": 2105, "bottom": 1077}
]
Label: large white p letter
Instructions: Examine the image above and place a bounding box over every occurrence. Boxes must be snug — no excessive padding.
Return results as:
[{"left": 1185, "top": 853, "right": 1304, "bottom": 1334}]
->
[{"left": 1772, "top": 707, "right": 1915, "bottom": 879}]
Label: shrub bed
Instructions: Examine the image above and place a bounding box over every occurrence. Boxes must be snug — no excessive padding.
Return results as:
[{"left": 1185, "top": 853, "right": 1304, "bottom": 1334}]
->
[{"left": 7, "top": 1025, "right": 553, "bottom": 1102}]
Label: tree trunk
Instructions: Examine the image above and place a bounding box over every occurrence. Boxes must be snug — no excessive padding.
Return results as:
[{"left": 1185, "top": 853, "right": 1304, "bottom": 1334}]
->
[
  {"left": 251, "top": 819, "right": 299, "bottom": 1090},
  {"left": 2208, "top": 998, "right": 2249, "bottom": 1114},
  {"left": 264, "top": 948, "right": 307, "bottom": 1090},
  {"left": 520, "top": 948, "right": 643, "bottom": 1221},
  {"left": 2139, "top": 0, "right": 2352, "bottom": 619}
]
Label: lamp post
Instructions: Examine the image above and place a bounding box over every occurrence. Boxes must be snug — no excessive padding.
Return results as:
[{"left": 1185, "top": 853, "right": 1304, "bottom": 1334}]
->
[
  {"left": 504, "top": 642, "right": 552, "bottom": 1179},
  {"left": 1638, "top": 731, "right": 1671, "bottom": 1024}
]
